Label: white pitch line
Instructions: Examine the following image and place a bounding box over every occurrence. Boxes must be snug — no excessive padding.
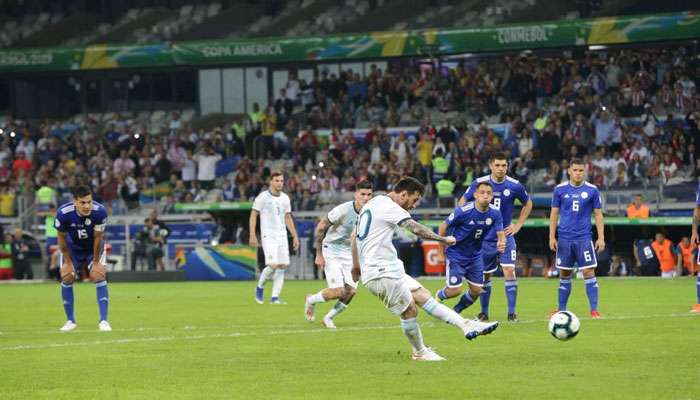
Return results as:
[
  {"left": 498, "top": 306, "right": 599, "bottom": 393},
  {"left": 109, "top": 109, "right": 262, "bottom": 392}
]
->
[{"left": 0, "top": 313, "right": 697, "bottom": 352}]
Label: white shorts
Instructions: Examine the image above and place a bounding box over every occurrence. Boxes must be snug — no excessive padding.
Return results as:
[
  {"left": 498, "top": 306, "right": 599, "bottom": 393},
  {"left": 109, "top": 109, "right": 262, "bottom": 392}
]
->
[
  {"left": 323, "top": 253, "right": 357, "bottom": 289},
  {"left": 661, "top": 270, "right": 676, "bottom": 278},
  {"left": 364, "top": 275, "right": 423, "bottom": 316},
  {"left": 261, "top": 234, "right": 289, "bottom": 266}
]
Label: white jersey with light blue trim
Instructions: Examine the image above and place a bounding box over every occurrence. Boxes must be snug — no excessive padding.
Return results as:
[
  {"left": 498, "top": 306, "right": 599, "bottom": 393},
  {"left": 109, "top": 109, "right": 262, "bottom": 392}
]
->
[
  {"left": 55, "top": 201, "right": 108, "bottom": 253},
  {"left": 355, "top": 195, "right": 411, "bottom": 284},
  {"left": 323, "top": 200, "right": 360, "bottom": 258}
]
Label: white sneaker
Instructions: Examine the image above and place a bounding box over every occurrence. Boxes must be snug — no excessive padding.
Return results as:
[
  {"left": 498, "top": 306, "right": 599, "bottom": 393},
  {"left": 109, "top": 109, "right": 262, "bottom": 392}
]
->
[
  {"left": 411, "top": 347, "right": 445, "bottom": 361},
  {"left": 463, "top": 319, "right": 498, "bottom": 340},
  {"left": 270, "top": 298, "right": 287, "bottom": 305},
  {"left": 59, "top": 321, "right": 77, "bottom": 332},
  {"left": 322, "top": 316, "right": 336, "bottom": 329},
  {"left": 304, "top": 295, "right": 315, "bottom": 322},
  {"left": 98, "top": 320, "right": 112, "bottom": 331}
]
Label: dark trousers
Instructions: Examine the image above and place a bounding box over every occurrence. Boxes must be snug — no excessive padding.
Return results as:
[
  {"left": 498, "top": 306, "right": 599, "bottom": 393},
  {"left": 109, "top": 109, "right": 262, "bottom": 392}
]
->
[{"left": 13, "top": 260, "right": 33, "bottom": 279}]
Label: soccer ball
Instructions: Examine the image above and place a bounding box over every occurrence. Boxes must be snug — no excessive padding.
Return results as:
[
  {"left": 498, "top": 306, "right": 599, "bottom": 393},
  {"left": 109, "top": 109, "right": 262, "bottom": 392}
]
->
[{"left": 548, "top": 311, "right": 580, "bottom": 341}]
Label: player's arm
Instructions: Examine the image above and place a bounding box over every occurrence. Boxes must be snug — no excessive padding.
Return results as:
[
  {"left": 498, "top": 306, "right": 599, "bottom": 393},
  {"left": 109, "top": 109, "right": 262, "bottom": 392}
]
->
[
  {"left": 496, "top": 229, "right": 506, "bottom": 253},
  {"left": 90, "top": 216, "right": 107, "bottom": 281},
  {"left": 594, "top": 208, "right": 605, "bottom": 252},
  {"left": 436, "top": 222, "right": 448, "bottom": 262},
  {"left": 57, "top": 231, "right": 75, "bottom": 281},
  {"left": 285, "top": 213, "right": 300, "bottom": 251},
  {"left": 399, "top": 219, "right": 455, "bottom": 246},
  {"left": 548, "top": 207, "right": 560, "bottom": 252},
  {"left": 506, "top": 198, "right": 533, "bottom": 236},
  {"left": 457, "top": 182, "right": 476, "bottom": 206},
  {"left": 350, "top": 226, "right": 360, "bottom": 282},
  {"left": 691, "top": 205, "right": 700, "bottom": 245},
  {"left": 248, "top": 209, "right": 259, "bottom": 247},
  {"left": 313, "top": 217, "right": 332, "bottom": 268}
]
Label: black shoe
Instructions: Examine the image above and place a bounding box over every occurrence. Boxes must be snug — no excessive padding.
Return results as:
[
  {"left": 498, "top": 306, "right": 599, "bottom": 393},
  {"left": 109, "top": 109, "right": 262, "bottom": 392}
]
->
[
  {"left": 507, "top": 313, "right": 518, "bottom": 322},
  {"left": 477, "top": 312, "right": 489, "bottom": 321}
]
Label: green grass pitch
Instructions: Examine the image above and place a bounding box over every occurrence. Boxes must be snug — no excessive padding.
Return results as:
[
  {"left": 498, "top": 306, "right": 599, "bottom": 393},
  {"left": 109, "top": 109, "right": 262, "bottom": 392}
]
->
[{"left": 0, "top": 277, "right": 698, "bottom": 400}]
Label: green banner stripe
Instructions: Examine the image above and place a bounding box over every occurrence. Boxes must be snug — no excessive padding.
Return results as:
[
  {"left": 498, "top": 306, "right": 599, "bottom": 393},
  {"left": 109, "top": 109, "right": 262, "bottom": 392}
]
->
[
  {"left": 0, "top": 11, "right": 697, "bottom": 72},
  {"left": 174, "top": 202, "right": 252, "bottom": 211}
]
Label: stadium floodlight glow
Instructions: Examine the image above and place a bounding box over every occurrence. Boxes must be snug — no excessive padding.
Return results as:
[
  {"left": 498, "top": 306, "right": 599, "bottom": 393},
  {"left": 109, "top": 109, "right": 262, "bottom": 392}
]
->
[
  {"left": 318, "top": 161, "right": 324, "bottom": 168},
  {"left": 0, "top": 128, "right": 3, "bottom": 134},
  {"left": 9, "top": 131, "right": 16, "bottom": 137},
  {"left": 134, "top": 133, "right": 140, "bottom": 139},
  {"left": 589, "top": 45, "right": 607, "bottom": 51}
]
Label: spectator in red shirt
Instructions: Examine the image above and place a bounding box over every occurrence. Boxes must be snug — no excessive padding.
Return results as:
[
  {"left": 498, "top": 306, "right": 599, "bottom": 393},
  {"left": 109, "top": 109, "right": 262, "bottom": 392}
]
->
[{"left": 12, "top": 151, "right": 32, "bottom": 177}]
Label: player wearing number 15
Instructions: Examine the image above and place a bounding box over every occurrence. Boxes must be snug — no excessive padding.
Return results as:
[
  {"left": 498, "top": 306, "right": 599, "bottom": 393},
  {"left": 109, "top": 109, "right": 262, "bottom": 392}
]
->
[
  {"left": 549, "top": 159, "right": 605, "bottom": 319},
  {"left": 55, "top": 185, "right": 111, "bottom": 332}
]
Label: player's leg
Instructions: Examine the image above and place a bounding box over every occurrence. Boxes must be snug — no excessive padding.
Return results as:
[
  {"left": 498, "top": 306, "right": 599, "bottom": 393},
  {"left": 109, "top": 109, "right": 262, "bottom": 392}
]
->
[
  {"left": 320, "top": 261, "right": 357, "bottom": 328},
  {"left": 255, "top": 238, "right": 276, "bottom": 303},
  {"left": 556, "top": 240, "right": 574, "bottom": 312},
  {"left": 305, "top": 257, "right": 345, "bottom": 322},
  {"left": 691, "top": 252, "right": 700, "bottom": 312},
  {"left": 270, "top": 239, "right": 290, "bottom": 304},
  {"left": 478, "top": 252, "right": 498, "bottom": 320},
  {"left": 578, "top": 241, "right": 600, "bottom": 318},
  {"left": 59, "top": 251, "right": 77, "bottom": 331},
  {"left": 88, "top": 249, "right": 111, "bottom": 330},
  {"left": 454, "top": 258, "right": 485, "bottom": 314},
  {"left": 365, "top": 277, "right": 437, "bottom": 359},
  {"left": 502, "top": 239, "right": 519, "bottom": 321},
  {"left": 436, "top": 259, "right": 465, "bottom": 301}
]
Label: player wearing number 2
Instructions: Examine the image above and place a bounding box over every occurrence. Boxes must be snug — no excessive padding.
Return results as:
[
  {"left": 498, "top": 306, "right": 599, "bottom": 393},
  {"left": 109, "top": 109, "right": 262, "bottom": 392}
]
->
[
  {"left": 457, "top": 152, "right": 532, "bottom": 322},
  {"left": 549, "top": 158, "right": 605, "bottom": 319}
]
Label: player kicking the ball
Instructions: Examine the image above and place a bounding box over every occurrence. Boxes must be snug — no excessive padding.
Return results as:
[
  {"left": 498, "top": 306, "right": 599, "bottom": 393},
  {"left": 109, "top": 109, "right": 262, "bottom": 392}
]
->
[{"left": 352, "top": 177, "right": 496, "bottom": 361}]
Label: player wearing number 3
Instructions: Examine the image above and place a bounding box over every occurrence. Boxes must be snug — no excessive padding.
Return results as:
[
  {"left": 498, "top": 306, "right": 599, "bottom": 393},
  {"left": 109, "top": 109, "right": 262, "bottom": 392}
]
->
[{"left": 549, "top": 158, "right": 605, "bottom": 319}]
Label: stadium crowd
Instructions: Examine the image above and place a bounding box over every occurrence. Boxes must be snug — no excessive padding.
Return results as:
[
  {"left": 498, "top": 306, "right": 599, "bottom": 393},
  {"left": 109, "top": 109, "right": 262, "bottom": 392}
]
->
[{"left": 0, "top": 46, "right": 698, "bottom": 215}]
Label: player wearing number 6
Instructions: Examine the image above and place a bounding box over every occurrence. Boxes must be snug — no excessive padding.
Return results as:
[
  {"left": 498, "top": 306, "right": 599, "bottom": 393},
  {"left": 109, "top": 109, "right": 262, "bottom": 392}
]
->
[
  {"left": 458, "top": 152, "right": 532, "bottom": 322},
  {"left": 549, "top": 158, "right": 605, "bottom": 319}
]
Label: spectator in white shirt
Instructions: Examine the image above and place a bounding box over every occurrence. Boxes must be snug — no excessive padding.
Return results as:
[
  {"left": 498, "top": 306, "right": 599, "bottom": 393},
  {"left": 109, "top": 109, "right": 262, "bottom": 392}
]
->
[
  {"left": 113, "top": 150, "right": 135, "bottom": 175},
  {"left": 181, "top": 149, "right": 197, "bottom": 188},
  {"left": 195, "top": 146, "right": 222, "bottom": 190}
]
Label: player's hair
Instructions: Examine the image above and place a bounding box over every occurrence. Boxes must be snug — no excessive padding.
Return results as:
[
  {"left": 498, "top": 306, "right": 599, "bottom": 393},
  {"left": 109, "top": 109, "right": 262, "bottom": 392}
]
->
[
  {"left": 476, "top": 181, "right": 493, "bottom": 191},
  {"left": 269, "top": 171, "right": 283, "bottom": 180},
  {"left": 489, "top": 152, "right": 508, "bottom": 163},
  {"left": 570, "top": 158, "right": 585, "bottom": 166},
  {"left": 71, "top": 184, "right": 92, "bottom": 199},
  {"left": 392, "top": 177, "right": 425, "bottom": 196},
  {"left": 355, "top": 180, "right": 373, "bottom": 191}
]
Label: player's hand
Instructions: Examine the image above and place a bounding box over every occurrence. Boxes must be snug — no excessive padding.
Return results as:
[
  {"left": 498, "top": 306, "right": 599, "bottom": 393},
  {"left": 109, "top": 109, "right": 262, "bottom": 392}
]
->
[
  {"left": 60, "top": 261, "right": 76, "bottom": 282},
  {"left": 497, "top": 240, "right": 506, "bottom": 253},
  {"left": 249, "top": 236, "right": 259, "bottom": 248},
  {"left": 315, "top": 253, "right": 325, "bottom": 269},
  {"left": 443, "top": 236, "right": 456, "bottom": 246},
  {"left": 504, "top": 224, "right": 521, "bottom": 237},
  {"left": 691, "top": 232, "right": 699, "bottom": 246},
  {"left": 351, "top": 267, "right": 360, "bottom": 283},
  {"left": 292, "top": 237, "right": 300, "bottom": 251},
  {"left": 595, "top": 238, "right": 605, "bottom": 252},
  {"left": 91, "top": 261, "right": 107, "bottom": 281},
  {"left": 549, "top": 237, "right": 558, "bottom": 252}
]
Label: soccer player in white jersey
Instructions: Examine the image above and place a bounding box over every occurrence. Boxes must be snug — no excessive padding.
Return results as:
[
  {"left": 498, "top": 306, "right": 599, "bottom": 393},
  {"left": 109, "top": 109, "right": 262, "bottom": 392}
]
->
[
  {"left": 305, "top": 180, "right": 373, "bottom": 328},
  {"left": 250, "top": 171, "right": 300, "bottom": 304},
  {"left": 351, "top": 177, "right": 497, "bottom": 361}
]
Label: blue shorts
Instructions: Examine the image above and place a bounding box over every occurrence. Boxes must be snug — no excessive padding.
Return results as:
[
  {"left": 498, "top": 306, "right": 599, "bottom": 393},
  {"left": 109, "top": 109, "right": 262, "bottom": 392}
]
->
[
  {"left": 60, "top": 245, "right": 106, "bottom": 271},
  {"left": 482, "top": 236, "right": 517, "bottom": 273},
  {"left": 446, "top": 256, "right": 484, "bottom": 287},
  {"left": 555, "top": 239, "right": 597, "bottom": 270}
]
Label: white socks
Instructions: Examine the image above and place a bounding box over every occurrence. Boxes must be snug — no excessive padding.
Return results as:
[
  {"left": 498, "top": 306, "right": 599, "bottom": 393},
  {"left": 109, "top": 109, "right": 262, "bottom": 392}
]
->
[
  {"left": 257, "top": 266, "right": 274, "bottom": 288},
  {"left": 271, "top": 268, "right": 285, "bottom": 298},
  {"left": 308, "top": 292, "right": 326, "bottom": 305},
  {"left": 400, "top": 317, "right": 426, "bottom": 353},
  {"left": 324, "top": 301, "right": 347, "bottom": 320},
  {"left": 421, "top": 297, "right": 467, "bottom": 328}
]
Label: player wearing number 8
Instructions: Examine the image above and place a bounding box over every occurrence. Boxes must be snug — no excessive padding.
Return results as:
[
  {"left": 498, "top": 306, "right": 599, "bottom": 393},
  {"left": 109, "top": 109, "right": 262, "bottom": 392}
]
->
[{"left": 549, "top": 158, "right": 605, "bottom": 319}]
